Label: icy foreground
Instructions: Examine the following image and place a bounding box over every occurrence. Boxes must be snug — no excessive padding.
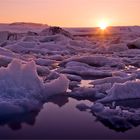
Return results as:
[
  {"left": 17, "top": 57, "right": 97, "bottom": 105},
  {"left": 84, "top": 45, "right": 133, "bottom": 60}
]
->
[{"left": 1, "top": 23, "right": 140, "bottom": 131}]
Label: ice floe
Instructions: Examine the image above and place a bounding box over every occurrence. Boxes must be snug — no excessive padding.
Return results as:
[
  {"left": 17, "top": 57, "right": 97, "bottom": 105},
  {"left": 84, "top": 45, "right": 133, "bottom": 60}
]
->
[{"left": 0, "top": 59, "right": 69, "bottom": 115}]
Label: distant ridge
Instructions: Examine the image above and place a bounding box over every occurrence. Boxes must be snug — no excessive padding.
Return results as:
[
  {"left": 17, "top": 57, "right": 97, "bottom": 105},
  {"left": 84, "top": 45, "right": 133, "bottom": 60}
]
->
[
  {"left": 0, "top": 22, "right": 49, "bottom": 33},
  {"left": 9, "top": 22, "right": 48, "bottom": 27}
]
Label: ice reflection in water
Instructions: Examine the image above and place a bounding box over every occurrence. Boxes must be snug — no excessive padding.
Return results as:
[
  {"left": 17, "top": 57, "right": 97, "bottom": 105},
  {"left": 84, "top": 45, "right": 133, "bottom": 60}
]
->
[{"left": 0, "top": 96, "right": 140, "bottom": 139}]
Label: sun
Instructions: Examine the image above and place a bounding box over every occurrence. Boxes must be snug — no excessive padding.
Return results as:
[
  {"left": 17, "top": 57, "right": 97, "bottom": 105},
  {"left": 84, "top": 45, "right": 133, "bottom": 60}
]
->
[{"left": 98, "top": 20, "right": 108, "bottom": 30}]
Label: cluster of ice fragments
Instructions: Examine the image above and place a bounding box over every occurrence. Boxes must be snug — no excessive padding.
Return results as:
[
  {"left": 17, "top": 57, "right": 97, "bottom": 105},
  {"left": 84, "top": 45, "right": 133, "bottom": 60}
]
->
[{"left": 0, "top": 24, "right": 140, "bottom": 130}]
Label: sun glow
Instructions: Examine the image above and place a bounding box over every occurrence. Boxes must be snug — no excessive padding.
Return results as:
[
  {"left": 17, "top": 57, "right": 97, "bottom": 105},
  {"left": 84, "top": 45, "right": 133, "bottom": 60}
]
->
[{"left": 98, "top": 20, "right": 109, "bottom": 30}]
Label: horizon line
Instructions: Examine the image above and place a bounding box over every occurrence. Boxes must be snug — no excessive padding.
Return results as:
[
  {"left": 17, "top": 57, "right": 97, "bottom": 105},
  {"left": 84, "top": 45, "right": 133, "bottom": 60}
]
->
[{"left": 0, "top": 21, "right": 140, "bottom": 28}]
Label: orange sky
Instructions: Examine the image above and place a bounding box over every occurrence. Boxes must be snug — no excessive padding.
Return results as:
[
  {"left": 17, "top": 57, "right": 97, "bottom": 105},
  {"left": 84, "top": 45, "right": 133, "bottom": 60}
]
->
[{"left": 0, "top": 0, "right": 140, "bottom": 27}]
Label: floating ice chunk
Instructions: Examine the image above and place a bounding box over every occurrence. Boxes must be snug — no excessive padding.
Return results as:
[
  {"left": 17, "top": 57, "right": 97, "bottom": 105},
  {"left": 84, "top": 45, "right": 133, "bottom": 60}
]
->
[
  {"left": 43, "top": 74, "right": 69, "bottom": 97},
  {"left": 70, "top": 87, "right": 97, "bottom": 98},
  {"left": 0, "top": 55, "right": 12, "bottom": 67},
  {"left": 91, "top": 103, "right": 104, "bottom": 112},
  {"left": 17, "top": 41, "right": 36, "bottom": 48},
  {"left": 0, "top": 59, "right": 43, "bottom": 113},
  {"left": 40, "top": 26, "right": 74, "bottom": 39},
  {"left": 70, "top": 87, "right": 105, "bottom": 99},
  {"left": 127, "top": 38, "right": 140, "bottom": 49},
  {"left": 62, "top": 67, "right": 112, "bottom": 78},
  {"left": 6, "top": 59, "right": 43, "bottom": 95},
  {"left": 92, "top": 75, "right": 136, "bottom": 85},
  {"left": 27, "top": 31, "right": 38, "bottom": 36},
  {"left": 0, "top": 59, "right": 69, "bottom": 115},
  {"left": 77, "top": 102, "right": 140, "bottom": 131},
  {"left": 65, "top": 74, "right": 82, "bottom": 82},
  {"left": 21, "top": 36, "right": 38, "bottom": 42},
  {"left": 36, "top": 65, "right": 50, "bottom": 76},
  {"left": 99, "top": 81, "right": 140, "bottom": 102},
  {"left": 65, "top": 61, "right": 92, "bottom": 68},
  {"left": 76, "top": 103, "right": 90, "bottom": 111},
  {"left": 119, "top": 49, "right": 140, "bottom": 57},
  {"left": 49, "top": 55, "right": 64, "bottom": 61},
  {"left": 0, "top": 47, "right": 16, "bottom": 57},
  {"left": 5, "top": 44, "right": 28, "bottom": 53},
  {"left": 39, "top": 34, "right": 66, "bottom": 43},
  {"left": 91, "top": 103, "right": 133, "bottom": 130},
  {"left": 94, "top": 83, "right": 112, "bottom": 93},
  {"left": 35, "top": 58, "right": 56, "bottom": 66},
  {"left": 69, "top": 40, "right": 84, "bottom": 47},
  {"left": 37, "top": 43, "right": 66, "bottom": 51},
  {"left": 69, "top": 40, "right": 95, "bottom": 49},
  {"left": 94, "top": 92, "right": 106, "bottom": 99},
  {"left": 136, "top": 71, "right": 140, "bottom": 79},
  {"left": 107, "top": 43, "right": 128, "bottom": 52},
  {"left": 61, "top": 56, "right": 125, "bottom": 68},
  {"left": 5, "top": 41, "right": 38, "bottom": 53},
  {"left": 0, "top": 31, "right": 9, "bottom": 43},
  {"left": 62, "top": 59, "right": 113, "bottom": 78},
  {"left": 46, "top": 71, "right": 60, "bottom": 81},
  {"left": 112, "top": 71, "right": 129, "bottom": 77}
]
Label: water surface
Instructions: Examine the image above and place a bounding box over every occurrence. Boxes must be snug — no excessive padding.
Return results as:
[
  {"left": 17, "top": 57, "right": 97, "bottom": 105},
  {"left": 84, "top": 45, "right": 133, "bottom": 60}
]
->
[{"left": 0, "top": 96, "right": 140, "bottom": 139}]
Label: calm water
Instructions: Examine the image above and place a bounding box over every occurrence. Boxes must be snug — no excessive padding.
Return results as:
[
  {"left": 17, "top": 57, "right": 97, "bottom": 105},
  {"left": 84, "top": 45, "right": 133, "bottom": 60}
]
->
[{"left": 0, "top": 96, "right": 140, "bottom": 139}]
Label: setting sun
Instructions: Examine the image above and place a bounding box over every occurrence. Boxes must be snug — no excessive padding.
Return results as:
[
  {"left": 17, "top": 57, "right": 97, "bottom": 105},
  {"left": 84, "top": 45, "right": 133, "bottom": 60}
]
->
[{"left": 98, "top": 20, "right": 109, "bottom": 30}]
